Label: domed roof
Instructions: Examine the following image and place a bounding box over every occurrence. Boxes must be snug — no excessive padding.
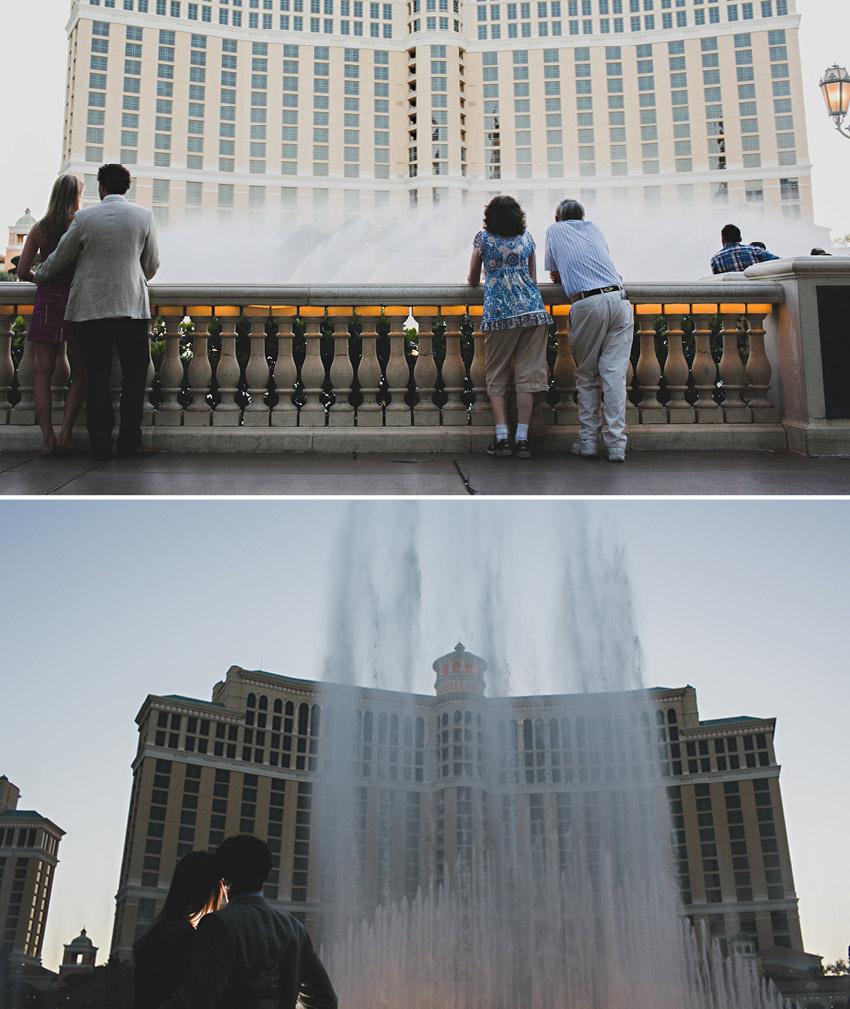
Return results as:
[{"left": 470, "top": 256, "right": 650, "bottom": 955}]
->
[
  {"left": 14, "top": 209, "right": 35, "bottom": 228},
  {"left": 66, "top": 928, "right": 95, "bottom": 949}
]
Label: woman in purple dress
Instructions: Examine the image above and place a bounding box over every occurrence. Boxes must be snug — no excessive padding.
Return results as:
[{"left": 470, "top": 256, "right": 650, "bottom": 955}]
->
[{"left": 17, "top": 174, "right": 87, "bottom": 457}]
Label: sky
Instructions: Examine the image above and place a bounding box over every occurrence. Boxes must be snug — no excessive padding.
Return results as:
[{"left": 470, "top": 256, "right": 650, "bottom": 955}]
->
[
  {"left": 1, "top": 498, "right": 848, "bottom": 972},
  {"left": 2, "top": 0, "right": 850, "bottom": 270}
]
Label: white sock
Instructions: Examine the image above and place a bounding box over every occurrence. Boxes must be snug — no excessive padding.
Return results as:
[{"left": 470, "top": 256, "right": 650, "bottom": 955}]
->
[
  {"left": 495, "top": 424, "right": 508, "bottom": 442},
  {"left": 515, "top": 423, "right": 529, "bottom": 442}
]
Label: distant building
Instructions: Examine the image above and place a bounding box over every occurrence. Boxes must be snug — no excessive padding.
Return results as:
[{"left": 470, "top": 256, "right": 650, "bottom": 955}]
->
[
  {"left": 112, "top": 649, "right": 804, "bottom": 960},
  {"left": 3, "top": 210, "right": 35, "bottom": 273},
  {"left": 56, "top": 0, "right": 811, "bottom": 224},
  {"left": 0, "top": 776, "right": 65, "bottom": 1004},
  {"left": 58, "top": 928, "right": 98, "bottom": 986}
]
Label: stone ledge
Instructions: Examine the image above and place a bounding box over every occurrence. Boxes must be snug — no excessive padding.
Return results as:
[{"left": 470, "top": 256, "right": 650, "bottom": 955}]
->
[{"left": 0, "top": 423, "right": 790, "bottom": 454}]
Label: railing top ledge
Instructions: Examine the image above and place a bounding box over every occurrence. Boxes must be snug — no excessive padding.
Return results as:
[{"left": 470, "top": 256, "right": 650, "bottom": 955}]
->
[
  {"left": 0, "top": 279, "right": 785, "bottom": 309},
  {"left": 744, "top": 256, "right": 850, "bottom": 282}
]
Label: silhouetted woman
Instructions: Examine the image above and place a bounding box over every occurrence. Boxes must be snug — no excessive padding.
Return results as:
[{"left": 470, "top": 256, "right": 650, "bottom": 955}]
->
[
  {"left": 16, "top": 174, "right": 87, "bottom": 457},
  {"left": 133, "top": 851, "right": 223, "bottom": 1009}
]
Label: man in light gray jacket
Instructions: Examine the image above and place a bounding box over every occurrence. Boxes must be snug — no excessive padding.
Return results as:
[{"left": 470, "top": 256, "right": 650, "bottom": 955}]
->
[{"left": 35, "top": 163, "right": 160, "bottom": 460}]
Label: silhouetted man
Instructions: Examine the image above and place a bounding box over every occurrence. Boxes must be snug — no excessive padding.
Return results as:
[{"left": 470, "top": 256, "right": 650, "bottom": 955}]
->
[
  {"left": 34, "top": 163, "right": 160, "bottom": 461},
  {"left": 159, "top": 835, "right": 337, "bottom": 1009},
  {"left": 710, "top": 224, "right": 778, "bottom": 274}
]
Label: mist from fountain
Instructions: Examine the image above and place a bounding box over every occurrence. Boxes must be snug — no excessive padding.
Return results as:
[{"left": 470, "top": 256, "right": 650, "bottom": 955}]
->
[
  {"left": 157, "top": 199, "right": 835, "bottom": 285},
  {"left": 313, "top": 502, "right": 784, "bottom": 1009}
]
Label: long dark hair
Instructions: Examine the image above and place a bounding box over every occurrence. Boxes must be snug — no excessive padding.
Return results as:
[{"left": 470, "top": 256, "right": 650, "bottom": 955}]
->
[
  {"left": 133, "top": 851, "right": 222, "bottom": 955},
  {"left": 483, "top": 195, "right": 526, "bottom": 238}
]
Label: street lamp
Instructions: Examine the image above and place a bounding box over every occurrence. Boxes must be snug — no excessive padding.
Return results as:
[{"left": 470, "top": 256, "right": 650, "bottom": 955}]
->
[{"left": 819, "top": 64, "right": 850, "bottom": 138}]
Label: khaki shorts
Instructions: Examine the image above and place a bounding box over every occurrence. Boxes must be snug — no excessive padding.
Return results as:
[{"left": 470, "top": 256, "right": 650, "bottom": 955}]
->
[{"left": 484, "top": 324, "right": 550, "bottom": 397}]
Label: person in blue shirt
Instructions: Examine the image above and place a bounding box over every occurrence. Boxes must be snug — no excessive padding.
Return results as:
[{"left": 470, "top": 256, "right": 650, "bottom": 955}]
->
[
  {"left": 544, "top": 198, "right": 633, "bottom": 463},
  {"left": 468, "top": 196, "right": 552, "bottom": 459},
  {"left": 710, "top": 224, "right": 779, "bottom": 274}
]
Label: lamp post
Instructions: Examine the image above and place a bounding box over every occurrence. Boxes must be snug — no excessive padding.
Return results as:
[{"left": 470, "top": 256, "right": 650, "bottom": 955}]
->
[{"left": 819, "top": 64, "right": 850, "bottom": 138}]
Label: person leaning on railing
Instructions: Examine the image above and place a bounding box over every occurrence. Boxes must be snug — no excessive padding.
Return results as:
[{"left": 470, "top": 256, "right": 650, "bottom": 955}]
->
[{"left": 467, "top": 195, "right": 552, "bottom": 461}]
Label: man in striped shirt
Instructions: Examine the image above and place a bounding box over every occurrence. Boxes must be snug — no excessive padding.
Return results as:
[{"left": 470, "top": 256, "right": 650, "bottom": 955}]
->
[{"left": 544, "top": 199, "right": 634, "bottom": 463}]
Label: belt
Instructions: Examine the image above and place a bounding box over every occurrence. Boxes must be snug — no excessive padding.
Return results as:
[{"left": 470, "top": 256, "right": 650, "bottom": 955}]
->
[{"left": 570, "top": 285, "right": 622, "bottom": 303}]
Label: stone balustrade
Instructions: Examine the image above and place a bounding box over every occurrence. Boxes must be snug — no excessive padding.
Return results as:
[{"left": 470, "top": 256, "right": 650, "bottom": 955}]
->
[{"left": 0, "top": 275, "right": 821, "bottom": 454}]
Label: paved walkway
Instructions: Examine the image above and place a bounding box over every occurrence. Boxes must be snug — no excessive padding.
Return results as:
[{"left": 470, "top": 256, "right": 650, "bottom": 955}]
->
[{"left": 1, "top": 448, "right": 848, "bottom": 496}]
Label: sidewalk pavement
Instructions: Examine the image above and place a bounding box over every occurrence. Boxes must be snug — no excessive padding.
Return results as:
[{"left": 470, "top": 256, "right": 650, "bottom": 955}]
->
[{"left": 1, "top": 448, "right": 848, "bottom": 496}]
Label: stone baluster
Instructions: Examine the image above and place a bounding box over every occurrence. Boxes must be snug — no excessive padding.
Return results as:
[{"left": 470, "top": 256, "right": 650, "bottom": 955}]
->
[
  {"left": 718, "top": 309, "right": 749, "bottom": 423},
  {"left": 213, "top": 311, "right": 242, "bottom": 426},
  {"left": 625, "top": 353, "right": 639, "bottom": 428},
  {"left": 156, "top": 310, "right": 185, "bottom": 426},
  {"left": 51, "top": 342, "right": 71, "bottom": 416},
  {"left": 551, "top": 308, "right": 577, "bottom": 428},
  {"left": 185, "top": 314, "right": 213, "bottom": 426},
  {"left": 299, "top": 313, "right": 327, "bottom": 427},
  {"left": 143, "top": 323, "right": 156, "bottom": 425},
  {"left": 14, "top": 332, "right": 37, "bottom": 425},
  {"left": 441, "top": 311, "right": 467, "bottom": 426},
  {"left": 743, "top": 310, "right": 777, "bottom": 421},
  {"left": 357, "top": 311, "right": 384, "bottom": 427},
  {"left": 243, "top": 312, "right": 272, "bottom": 427},
  {"left": 271, "top": 313, "right": 297, "bottom": 427},
  {"left": 691, "top": 311, "right": 721, "bottom": 422},
  {"left": 385, "top": 310, "right": 412, "bottom": 426},
  {"left": 635, "top": 308, "right": 665, "bottom": 424},
  {"left": 413, "top": 312, "right": 439, "bottom": 426},
  {"left": 0, "top": 309, "right": 15, "bottom": 422},
  {"left": 468, "top": 319, "right": 492, "bottom": 430},
  {"left": 663, "top": 310, "right": 693, "bottom": 424},
  {"left": 328, "top": 312, "right": 355, "bottom": 427}
]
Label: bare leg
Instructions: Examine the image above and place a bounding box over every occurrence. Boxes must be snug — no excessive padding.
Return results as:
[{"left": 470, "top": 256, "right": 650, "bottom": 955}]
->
[
  {"left": 516, "top": 391, "right": 534, "bottom": 427},
  {"left": 33, "top": 343, "right": 59, "bottom": 453},
  {"left": 57, "top": 341, "right": 88, "bottom": 450},
  {"left": 490, "top": 393, "right": 508, "bottom": 428}
]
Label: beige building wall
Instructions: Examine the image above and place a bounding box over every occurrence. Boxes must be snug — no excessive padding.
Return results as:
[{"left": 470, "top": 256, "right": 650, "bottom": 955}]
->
[
  {"left": 61, "top": 0, "right": 810, "bottom": 224},
  {"left": 110, "top": 660, "right": 803, "bottom": 961},
  {"left": 0, "top": 781, "right": 64, "bottom": 973}
]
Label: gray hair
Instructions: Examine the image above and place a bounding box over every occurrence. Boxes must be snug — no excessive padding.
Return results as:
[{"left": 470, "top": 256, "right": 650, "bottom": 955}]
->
[{"left": 555, "top": 199, "right": 585, "bottom": 221}]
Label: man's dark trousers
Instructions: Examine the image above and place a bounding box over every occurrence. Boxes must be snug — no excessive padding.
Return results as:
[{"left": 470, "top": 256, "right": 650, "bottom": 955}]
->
[{"left": 78, "top": 318, "right": 150, "bottom": 459}]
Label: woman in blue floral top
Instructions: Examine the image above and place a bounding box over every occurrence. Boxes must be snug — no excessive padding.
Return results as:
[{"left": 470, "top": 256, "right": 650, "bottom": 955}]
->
[{"left": 468, "top": 195, "right": 551, "bottom": 459}]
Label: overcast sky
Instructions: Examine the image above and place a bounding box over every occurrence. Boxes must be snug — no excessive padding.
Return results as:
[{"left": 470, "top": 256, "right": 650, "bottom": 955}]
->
[
  {"left": 2, "top": 0, "right": 850, "bottom": 263},
  {"left": 1, "top": 498, "right": 848, "bottom": 972}
]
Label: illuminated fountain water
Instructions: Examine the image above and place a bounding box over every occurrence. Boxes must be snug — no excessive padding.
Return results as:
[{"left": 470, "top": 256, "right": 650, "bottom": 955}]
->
[{"left": 314, "top": 503, "right": 783, "bottom": 1009}]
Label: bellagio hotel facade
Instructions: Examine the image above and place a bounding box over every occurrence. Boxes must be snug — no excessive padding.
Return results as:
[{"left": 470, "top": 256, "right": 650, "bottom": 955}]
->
[
  {"left": 61, "top": 0, "right": 811, "bottom": 225},
  {"left": 110, "top": 644, "right": 804, "bottom": 961}
]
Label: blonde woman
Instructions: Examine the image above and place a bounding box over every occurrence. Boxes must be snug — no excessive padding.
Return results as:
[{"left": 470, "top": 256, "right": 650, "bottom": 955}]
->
[{"left": 17, "top": 174, "right": 87, "bottom": 457}]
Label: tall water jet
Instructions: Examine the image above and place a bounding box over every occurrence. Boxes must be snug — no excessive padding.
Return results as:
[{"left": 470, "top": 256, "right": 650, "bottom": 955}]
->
[{"left": 307, "top": 503, "right": 785, "bottom": 1009}]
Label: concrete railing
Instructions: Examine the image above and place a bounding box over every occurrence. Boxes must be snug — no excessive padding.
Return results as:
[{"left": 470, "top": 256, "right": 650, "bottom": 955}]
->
[{"left": 1, "top": 266, "right": 845, "bottom": 454}]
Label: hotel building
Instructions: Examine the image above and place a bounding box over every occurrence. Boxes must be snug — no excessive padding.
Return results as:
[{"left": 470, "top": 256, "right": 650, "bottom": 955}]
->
[
  {"left": 58, "top": 0, "right": 811, "bottom": 224},
  {"left": 110, "top": 645, "right": 804, "bottom": 959},
  {"left": 0, "top": 777, "right": 64, "bottom": 988}
]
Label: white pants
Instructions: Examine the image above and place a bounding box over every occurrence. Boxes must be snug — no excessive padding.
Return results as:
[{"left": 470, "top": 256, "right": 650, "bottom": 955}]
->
[{"left": 567, "top": 291, "right": 634, "bottom": 452}]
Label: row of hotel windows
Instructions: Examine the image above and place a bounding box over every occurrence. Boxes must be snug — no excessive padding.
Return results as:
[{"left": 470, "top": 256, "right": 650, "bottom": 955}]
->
[
  {"left": 149, "top": 701, "right": 774, "bottom": 786},
  {"left": 481, "top": 31, "right": 794, "bottom": 181},
  {"left": 668, "top": 778, "right": 790, "bottom": 940},
  {"left": 84, "top": 20, "right": 800, "bottom": 180},
  {"left": 138, "top": 759, "right": 310, "bottom": 914},
  {"left": 87, "top": 0, "right": 790, "bottom": 34},
  {"left": 0, "top": 856, "right": 52, "bottom": 956},
  {"left": 86, "top": 26, "right": 392, "bottom": 176},
  {"left": 475, "top": 0, "right": 788, "bottom": 38}
]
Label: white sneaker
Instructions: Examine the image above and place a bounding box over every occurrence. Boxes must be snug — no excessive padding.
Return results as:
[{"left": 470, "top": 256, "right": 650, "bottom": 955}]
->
[
  {"left": 570, "top": 439, "right": 599, "bottom": 459},
  {"left": 607, "top": 447, "right": 626, "bottom": 463}
]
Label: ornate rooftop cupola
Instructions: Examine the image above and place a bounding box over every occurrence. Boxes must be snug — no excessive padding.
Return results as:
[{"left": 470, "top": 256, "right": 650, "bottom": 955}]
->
[{"left": 432, "top": 642, "right": 487, "bottom": 700}]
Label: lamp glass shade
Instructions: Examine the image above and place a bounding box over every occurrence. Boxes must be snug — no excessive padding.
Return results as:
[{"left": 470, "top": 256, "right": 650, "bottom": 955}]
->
[{"left": 820, "top": 65, "right": 850, "bottom": 119}]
